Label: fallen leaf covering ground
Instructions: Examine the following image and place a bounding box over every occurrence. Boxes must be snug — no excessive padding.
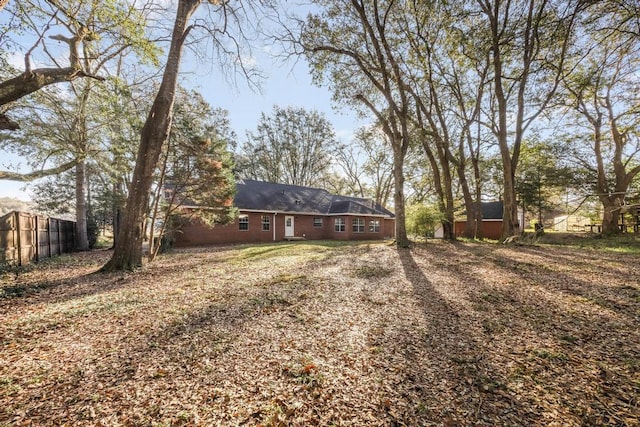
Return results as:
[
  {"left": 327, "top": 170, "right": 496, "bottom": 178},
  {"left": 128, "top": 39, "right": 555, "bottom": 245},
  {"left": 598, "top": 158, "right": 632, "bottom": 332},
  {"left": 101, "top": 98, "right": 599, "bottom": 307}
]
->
[{"left": 1, "top": 240, "right": 639, "bottom": 426}]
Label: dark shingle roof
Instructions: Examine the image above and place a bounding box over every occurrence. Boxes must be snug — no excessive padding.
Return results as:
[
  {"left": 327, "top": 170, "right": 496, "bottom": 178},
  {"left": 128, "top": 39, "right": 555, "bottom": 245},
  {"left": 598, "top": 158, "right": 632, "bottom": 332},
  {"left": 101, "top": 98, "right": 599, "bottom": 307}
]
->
[
  {"left": 481, "top": 201, "right": 503, "bottom": 219},
  {"left": 234, "top": 180, "right": 394, "bottom": 217}
]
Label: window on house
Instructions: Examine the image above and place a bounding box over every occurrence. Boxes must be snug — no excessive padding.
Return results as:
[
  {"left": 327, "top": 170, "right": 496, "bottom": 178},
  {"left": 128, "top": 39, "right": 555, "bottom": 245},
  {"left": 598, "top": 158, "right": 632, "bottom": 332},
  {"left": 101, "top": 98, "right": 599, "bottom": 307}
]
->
[
  {"left": 313, "top": 217, "right": 323, "bottom": 227},
  {"left": 352, "top": 217, "right": 365, "bottom": 233},
  {"left": 335, "top": 217, "right": 345, "bottom": 232},
  {"left": 369, "top": 219, "right": 381, "bottom": 232},
  {"left": 262, "top": 215, "right": 270, "bottom": 231},
  {"left": 239, "top": 215, "right": 249, "bottom": 230}
]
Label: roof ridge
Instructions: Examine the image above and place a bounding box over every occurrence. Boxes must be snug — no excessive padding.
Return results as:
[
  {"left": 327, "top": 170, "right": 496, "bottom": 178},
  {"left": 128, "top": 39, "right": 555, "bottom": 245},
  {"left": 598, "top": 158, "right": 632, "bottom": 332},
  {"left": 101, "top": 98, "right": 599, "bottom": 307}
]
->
[{"left": 240, "top": 179, "right": 331, "bottom": 194}]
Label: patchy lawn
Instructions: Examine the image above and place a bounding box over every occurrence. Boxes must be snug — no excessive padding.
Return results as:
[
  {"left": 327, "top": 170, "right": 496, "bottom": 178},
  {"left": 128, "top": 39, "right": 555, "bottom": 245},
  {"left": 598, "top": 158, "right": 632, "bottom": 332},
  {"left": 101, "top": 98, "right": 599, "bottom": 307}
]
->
[{"left": 1, "top": 240, "right": 639, "bottom": 426}]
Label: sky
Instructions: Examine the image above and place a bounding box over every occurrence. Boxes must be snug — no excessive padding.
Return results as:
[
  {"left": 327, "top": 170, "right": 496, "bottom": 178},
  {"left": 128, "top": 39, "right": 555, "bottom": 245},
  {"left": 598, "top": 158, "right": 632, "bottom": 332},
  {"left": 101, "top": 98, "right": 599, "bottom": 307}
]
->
[{"left": 0, "top": 30, "right": 366, "bottom": 202}]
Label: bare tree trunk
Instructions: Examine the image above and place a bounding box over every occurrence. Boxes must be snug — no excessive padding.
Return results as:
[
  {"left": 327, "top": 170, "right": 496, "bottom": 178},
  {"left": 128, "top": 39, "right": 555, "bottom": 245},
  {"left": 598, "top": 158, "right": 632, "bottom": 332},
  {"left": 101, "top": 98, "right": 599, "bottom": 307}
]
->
[
  {"left": 75, "top": 160, "right": 89, "bottom": 250},
  {"left": 392, "top": 144, "right": 409, "bottom": 247},
  {"left": 102, "top": 0, "right": 200, "bottom": 271},
  {"left": 600, "top": 195, "right": 623, "bottom": 235}
]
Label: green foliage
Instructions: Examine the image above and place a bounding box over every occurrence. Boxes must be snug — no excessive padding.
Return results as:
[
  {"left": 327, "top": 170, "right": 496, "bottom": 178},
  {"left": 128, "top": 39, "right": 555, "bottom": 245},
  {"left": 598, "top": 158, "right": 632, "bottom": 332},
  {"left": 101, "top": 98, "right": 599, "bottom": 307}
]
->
[
  {"left": 163, "top": 89, "right": 237, "bottom": 228},
  {"left": 406, "top": 204, "right": 444, "bottom": 238},
  {"left": 237, "top": 106, "right": 339, "bottom": 188},
  {"left": 515, "top": 138, "right": 574, "bottom": 222}
]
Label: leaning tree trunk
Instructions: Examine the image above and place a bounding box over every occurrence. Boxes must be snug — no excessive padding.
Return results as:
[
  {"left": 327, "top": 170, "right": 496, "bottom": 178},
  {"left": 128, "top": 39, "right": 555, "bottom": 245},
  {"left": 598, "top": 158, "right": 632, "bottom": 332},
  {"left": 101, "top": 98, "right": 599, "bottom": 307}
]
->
[
  {"left": 102, "top": 0, "right": 200, "bottom": 271},
  {"left": 75, "top": 160, "right": 89, "bottom": 251}
]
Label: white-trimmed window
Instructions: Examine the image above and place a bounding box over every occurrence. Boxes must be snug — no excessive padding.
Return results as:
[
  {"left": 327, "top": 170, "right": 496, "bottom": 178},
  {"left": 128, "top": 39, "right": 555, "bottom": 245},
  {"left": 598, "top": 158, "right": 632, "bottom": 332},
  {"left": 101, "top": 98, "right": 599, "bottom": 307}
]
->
[
  {"left": 262, "top": 215, "right": 270, "bottom": 231},
  {"left": 313, "top": 217, "right": 323, "bottom": 227},
  {"left": 239, "top": 215, "right": 249, "bottom": 230},
  {"left": 369, "top": 219, "right": 381, "bottom": 233},
  {"left": 335, "top": 217, "right": 345, "bottom": 232},
  {"left": 352, "top": 217, "right": 365, "bottom": 233}
]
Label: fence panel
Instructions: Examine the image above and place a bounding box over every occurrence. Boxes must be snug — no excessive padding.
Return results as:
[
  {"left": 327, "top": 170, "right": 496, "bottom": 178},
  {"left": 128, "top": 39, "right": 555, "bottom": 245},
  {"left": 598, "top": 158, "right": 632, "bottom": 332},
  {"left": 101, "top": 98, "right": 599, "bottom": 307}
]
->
[
  {"left": 0, "top": 211, "right": 76, "bottom": 265},
  {"left": 37, "top": 216, "right": 51, "bottom": 260}
]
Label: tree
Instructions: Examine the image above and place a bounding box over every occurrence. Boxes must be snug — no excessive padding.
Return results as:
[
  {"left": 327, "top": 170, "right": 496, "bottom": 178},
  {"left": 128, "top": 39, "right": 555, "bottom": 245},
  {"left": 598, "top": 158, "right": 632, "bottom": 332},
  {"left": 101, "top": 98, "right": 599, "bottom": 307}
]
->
[
  {"left": 104, "top": 0, "right": 266, "bottom": 270},
  {"left": 237, "top": 106, "right": 338, "bottom": 187},
  {"left": 515, "top": 139, "right": 572, "bottom": 227},
  {"left": 472, "top": 0, "right": 580, "bottom": 239},
  {"left": 0, "top": 0, "right": 112, "bottom": 130},
  {"left": 103, "top": 0, "right": 201, "bottom": 271},
  {"left": 1, "top": 0, "right": 158, "bottom": 250},
  {"left": 406, "top": 203, "right": 444, "bottom": 239},
  {"left": 293, "top": 0, "right": 414, "bottom": 247},
  {"left": 349, "top": 125, "right": 394, "bottom": 208},
  {"left": 148, "top": 89, "right": 236, "bottom": 260},
  {"left": 561, "top": 2, "right": 640, "bottom": 234}
]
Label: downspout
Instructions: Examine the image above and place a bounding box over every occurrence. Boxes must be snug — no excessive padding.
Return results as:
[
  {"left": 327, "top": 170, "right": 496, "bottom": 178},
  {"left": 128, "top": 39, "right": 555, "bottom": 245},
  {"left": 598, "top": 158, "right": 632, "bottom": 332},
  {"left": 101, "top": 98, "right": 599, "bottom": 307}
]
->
[{"left": 273, "top": 212, "right": 277, "bottom": 241}]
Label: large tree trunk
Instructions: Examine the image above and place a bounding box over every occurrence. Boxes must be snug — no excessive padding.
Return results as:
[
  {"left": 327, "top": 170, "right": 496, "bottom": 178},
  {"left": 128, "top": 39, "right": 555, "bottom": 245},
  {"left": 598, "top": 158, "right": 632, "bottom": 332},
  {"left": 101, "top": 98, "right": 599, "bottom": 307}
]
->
[
  {"left": 392, "top": 143, "right": 410, "bottom": 248},
  {"left": 600, "top": 195, "right": 622, "bottom": 235},
  {"left": 102, "top": 0, "right": 200, "bottom": 271},
  {"left": 440, "top": 149, "right": 456, "bottom": 240},
  {"left": 75, "top": 161, "right": 89, "bottom": 251},
  {"left": 458, "top": 161, "right": 476, "bottom": 238},
  {"left": 502, "top": 165, "right": 520, "bottom": 238}
]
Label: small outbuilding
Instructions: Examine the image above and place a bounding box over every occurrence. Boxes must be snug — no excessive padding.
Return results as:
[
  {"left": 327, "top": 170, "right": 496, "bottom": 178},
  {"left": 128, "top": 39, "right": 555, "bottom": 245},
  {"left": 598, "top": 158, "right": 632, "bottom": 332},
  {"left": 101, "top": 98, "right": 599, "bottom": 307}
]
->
[{"left": 451, "top": 201, "right": 510, "bottom": 240}]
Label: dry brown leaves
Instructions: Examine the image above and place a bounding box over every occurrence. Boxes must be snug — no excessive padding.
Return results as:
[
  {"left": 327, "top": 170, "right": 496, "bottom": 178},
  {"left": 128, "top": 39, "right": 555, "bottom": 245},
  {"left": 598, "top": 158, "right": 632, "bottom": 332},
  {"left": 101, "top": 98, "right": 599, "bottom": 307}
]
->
[{"left": 0, "top": 241, "right": 638, "bottom": 426}]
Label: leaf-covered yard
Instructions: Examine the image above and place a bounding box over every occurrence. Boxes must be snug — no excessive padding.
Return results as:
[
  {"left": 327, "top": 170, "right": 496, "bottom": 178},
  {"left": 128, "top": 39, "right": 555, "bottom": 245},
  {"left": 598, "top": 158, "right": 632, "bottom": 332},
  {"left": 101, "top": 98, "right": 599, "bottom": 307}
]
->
[{"left": 1, "top": 240, "right": 639, "bottom": 426}]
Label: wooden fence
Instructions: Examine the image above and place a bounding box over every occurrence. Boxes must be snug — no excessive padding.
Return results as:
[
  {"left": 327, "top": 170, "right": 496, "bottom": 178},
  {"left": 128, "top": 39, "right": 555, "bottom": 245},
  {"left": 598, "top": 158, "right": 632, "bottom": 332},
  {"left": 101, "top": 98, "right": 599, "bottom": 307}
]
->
[{"left": 0, "top": 211, "right": 76, "bottom": 266}]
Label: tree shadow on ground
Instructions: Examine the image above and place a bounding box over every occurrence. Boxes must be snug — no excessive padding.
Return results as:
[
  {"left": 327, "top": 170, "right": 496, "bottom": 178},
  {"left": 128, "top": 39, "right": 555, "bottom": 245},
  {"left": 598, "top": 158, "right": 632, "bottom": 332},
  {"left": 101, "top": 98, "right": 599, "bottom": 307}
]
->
[
  {"left": 442, "top": 241, "right": 640, "bottom": 425},
  {"left": 378, "top": 247, "right": 533, "bottom": 425}
]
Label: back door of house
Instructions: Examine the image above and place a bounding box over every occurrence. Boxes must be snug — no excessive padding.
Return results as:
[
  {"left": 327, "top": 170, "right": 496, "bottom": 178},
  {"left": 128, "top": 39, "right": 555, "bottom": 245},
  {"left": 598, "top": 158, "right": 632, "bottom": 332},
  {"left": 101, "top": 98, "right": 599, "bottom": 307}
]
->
[{"left": 285, "top": 216, "right": 294, "bottom": 237}]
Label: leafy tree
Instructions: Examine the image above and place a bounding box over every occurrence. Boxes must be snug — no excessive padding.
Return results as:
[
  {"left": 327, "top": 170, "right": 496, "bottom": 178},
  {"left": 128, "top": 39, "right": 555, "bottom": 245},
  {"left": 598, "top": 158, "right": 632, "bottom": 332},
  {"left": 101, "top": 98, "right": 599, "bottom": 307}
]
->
[
  {"left": 470, "top": 0, "right": 581, "bottom": 239},
  {"left": 0, "top": 0, "right": 157, "bottom": 131},
  {"left": 104, "top": 0, "right": 269, "bottom": 271},
  {"left": 292, "top": 0, "right": 415, "bottom": 247},
  {"left": 0, "top": 197, "right": 32, "bottom": 215},
  {"left": 560, "top": 2, "right": 640, "bottom": 235},
  {"left": 515, "top": 139, "right": 573, "bottom": 227},
  {"left": 237, "top": 106, "right": 338, "bottom": 188},
  {"left": 406, "top": 203, "right": 444, "bottom": 239},
  {"left": 0, "top": 0, "right": 158, "bottom": 250},
  {"left": 148, "top": 89, "right": 236, "bottom": 260},
  {"left": 330, "top": 124, "right": 394, "bottom": 208}
]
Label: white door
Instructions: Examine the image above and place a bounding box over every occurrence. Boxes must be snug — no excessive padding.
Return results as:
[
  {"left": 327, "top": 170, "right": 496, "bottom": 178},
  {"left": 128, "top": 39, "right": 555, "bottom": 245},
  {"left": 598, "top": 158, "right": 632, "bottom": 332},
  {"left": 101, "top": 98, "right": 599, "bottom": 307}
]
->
[{"left": 285, "top": 216, "right": 294, "bottom": 237}]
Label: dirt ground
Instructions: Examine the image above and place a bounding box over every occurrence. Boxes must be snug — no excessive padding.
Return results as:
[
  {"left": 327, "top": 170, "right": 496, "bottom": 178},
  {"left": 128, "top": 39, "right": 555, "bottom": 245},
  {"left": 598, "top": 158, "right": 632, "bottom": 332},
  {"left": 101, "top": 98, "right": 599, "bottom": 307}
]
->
[{"left": 1, "top": 240, "right": 638, "bottom": 426}]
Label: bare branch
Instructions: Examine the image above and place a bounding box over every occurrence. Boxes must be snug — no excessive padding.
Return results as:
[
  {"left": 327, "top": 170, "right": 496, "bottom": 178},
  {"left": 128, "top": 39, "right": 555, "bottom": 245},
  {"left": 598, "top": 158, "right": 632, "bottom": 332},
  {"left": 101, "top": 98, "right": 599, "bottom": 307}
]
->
[{"left": 0, "top": 158, "right": 79, "bottom": 182}]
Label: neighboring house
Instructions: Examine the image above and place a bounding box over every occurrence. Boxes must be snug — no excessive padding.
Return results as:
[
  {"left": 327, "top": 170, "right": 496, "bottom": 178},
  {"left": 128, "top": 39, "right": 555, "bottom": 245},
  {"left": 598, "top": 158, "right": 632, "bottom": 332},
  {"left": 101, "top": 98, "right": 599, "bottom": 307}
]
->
[
  {"left": 173, "top": 179, "right": 395, "bottom": 247},
  {"left": 449, "top": 201, "right": 511, "bottom": 240}
]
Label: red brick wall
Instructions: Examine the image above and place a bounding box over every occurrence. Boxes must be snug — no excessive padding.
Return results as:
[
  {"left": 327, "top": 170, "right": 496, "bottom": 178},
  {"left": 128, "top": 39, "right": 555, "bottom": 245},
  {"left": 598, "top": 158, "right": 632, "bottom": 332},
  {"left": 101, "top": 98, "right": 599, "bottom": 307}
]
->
[
  {"left": 174, "top": 211, "right": 395, "bottom": 247},
  {"left": 454, "top": 220, "right": 502, "bottom": 240},
  {"left": 322, "top": 216, "right": 392, "bottom": 241},
  {"left": 383, "top": 218, "right": 395, "bottom": 239}
]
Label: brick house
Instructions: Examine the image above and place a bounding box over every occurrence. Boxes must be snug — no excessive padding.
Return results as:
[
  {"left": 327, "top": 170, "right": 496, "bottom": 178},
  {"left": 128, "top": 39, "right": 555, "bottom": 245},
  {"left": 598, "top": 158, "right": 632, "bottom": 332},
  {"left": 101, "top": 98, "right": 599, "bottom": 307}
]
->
[{"left": 173, "top": 179, "right": 395, "bottom": 247}]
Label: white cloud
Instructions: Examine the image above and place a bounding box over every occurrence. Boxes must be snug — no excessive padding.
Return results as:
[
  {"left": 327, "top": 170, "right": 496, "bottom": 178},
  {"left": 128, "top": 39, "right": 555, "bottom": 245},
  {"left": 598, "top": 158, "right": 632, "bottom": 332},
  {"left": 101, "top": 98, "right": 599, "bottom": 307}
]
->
[{"left": 6, "top": 51, "right": 24, "bottom": 70}]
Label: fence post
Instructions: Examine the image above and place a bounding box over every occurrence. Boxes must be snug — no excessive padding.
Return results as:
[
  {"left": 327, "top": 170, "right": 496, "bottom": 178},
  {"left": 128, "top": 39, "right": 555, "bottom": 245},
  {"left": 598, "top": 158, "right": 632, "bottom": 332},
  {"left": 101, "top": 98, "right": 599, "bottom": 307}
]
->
[
  {"left": 35, "top": 214, "right": 39, "bottom": 262},
  {"left": 48, "top": 217, "right": 52, "bottom": 259},
  {"left": 15, "top": 212, "right": 22, "bottom": 266}
]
